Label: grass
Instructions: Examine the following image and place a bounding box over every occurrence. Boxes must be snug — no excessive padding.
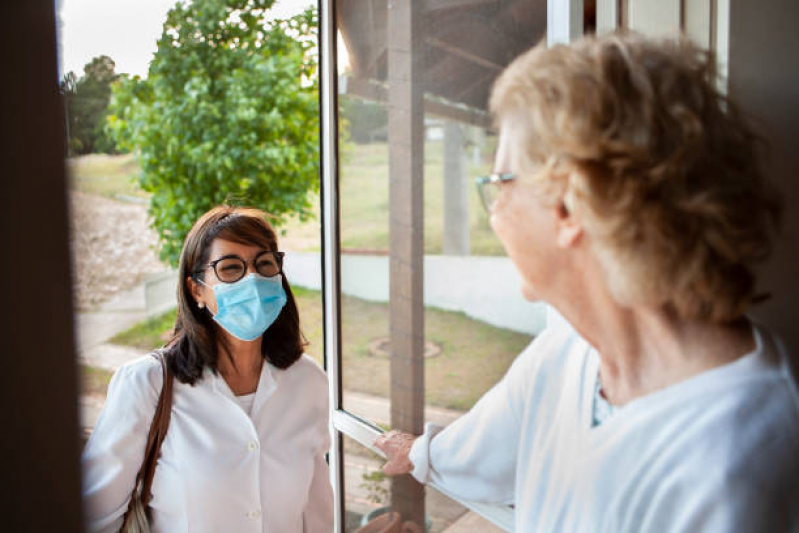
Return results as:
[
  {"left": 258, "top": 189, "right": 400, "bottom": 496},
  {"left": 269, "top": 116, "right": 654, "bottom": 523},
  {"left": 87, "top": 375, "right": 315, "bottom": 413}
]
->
[
  {"left": 109, "top": 310, "right": 176, "bottom": 350},
  {"left": 67, "top": 138, "right": 505, "bottom": 255},
  {"left": 81, "top": 365, "right": 115, "bottom": 396},
  {"left": 66, "top": 153, "right": 150, "bottom": 200},
  {"left": 339, "top": 292, "right": 528, "bottom": 411},
  {"left": 108, "top": 287, "right": 531, "bottom": 412},
  {"left": 333, "top": 139, "right": 505, "bottom": 256}
]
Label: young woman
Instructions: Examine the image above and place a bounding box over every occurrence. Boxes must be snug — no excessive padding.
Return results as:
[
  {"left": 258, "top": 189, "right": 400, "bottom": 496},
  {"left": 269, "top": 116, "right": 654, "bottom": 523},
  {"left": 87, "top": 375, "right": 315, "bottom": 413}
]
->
[{"left": 83, "top": 206, "right": 333, "bottom": 532}]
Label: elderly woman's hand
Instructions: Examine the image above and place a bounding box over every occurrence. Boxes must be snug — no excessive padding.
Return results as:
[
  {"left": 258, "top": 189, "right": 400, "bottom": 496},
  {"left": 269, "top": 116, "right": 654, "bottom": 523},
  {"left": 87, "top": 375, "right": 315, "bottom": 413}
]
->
[{"left": 374, "top": 430, "right": 417, "bottom": 476}]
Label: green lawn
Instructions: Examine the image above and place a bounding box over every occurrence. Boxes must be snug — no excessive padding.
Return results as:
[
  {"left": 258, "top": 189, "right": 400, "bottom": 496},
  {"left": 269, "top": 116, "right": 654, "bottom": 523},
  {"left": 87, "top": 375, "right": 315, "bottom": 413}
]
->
[
  {"left": 66, "top": 153, "right": 150, "bottom": 200},
  {"left": 67, "top": 139, "right": 505, "bottom": 255},
  {"left": 108, "top": 287, "right": 531, "bottom": 411},
  {"left": 339, "top": 290, "right": 528, "bottom": 411},
  {"left": 333, "top": 140, "right": 504, "bottom": 255},
  {"left": 109, "top": 310, "right": 176, "bottom": 350}
]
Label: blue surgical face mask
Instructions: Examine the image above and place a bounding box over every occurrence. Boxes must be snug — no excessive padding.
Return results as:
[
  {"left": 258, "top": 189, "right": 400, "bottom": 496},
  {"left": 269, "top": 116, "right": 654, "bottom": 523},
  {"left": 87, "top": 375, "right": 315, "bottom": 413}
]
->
[{"left": 204, "top": 273, "right": 287, "bottom": 341}]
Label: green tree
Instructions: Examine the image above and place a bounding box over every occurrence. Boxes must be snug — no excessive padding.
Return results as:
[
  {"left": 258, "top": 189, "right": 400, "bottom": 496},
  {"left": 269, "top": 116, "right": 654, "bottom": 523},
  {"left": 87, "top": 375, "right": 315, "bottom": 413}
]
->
[
  {"left": 59, "top": 71, "right": 80, "bottom": 155},
  {"left": 61, "top": 55, "right": 120, "bottom": 154},
  {"left": 108, "top": 0, "right": 319, "bottom": 266},
  {"left": 341, "top": 97, "right": 387, "bottom": 144}
]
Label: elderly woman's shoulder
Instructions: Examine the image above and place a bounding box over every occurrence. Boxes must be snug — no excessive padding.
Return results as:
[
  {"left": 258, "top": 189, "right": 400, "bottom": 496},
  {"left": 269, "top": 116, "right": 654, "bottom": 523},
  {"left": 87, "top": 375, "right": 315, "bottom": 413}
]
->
[
  {"left": 515, "top": 317, "right": 588, "bottom": 370},
  {"left": 497, "top": 318, "right": 591, "bottom": 401}
]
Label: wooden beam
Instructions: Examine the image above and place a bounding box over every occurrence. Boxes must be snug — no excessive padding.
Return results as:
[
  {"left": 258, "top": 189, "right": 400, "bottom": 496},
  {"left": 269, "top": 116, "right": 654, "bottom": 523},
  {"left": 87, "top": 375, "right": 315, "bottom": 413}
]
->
[
  {"left": 426, "top": 36, "right": 504, "bottom": 72},
  {"left": 424, "top": 0, "right": 499, "bottom": 11},
  {"left": 453, "top": 69, "right": 493, "bottom": 105},
  {"left": 388, "top": 0, "right": 426, "bottom": 527},
  {"left": 426, "top": 98, "right": 492, "bottom": 129},
  {"left": 343, "top": 75, "right": 492, "bottom": 128}
]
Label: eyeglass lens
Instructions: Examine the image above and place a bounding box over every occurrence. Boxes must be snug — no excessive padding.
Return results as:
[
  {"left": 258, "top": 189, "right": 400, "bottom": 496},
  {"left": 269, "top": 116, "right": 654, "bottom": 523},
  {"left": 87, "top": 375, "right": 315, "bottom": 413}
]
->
[{"left": 213, "top": 253, "right": 282, "bottom": 283}]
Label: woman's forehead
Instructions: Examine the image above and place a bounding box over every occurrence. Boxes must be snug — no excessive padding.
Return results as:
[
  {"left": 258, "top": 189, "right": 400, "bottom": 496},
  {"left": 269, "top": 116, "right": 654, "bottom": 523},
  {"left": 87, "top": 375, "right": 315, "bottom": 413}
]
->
[{"left": 208, "top": 238, "right": 272, "bottom": 257}]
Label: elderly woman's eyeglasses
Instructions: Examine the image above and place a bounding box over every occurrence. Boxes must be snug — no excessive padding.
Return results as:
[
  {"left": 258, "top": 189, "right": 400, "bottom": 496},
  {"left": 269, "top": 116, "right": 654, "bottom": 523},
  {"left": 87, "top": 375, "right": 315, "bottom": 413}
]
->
[
  {"left": 476, "top": 173, "right": 516, "bottom": 213},
  {"left": 196, "top": 251, "right": 285, "bottom": 283}
]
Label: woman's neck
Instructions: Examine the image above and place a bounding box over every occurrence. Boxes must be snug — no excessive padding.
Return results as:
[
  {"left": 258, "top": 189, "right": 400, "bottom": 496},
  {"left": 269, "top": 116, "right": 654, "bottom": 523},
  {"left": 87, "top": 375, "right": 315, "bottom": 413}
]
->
[
  {"left": 551, "top": 259, "right": 754, "bottom": 406},
  {"left": 217, "top": 333, "right": 264, "bottom": 396}
]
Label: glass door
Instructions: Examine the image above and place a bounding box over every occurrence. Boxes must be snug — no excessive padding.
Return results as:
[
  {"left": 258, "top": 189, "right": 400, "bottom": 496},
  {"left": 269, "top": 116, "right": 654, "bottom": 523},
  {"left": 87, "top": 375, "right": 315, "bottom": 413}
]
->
[{"left": 318, "top": 1, "right": 580, "bottom": 531}]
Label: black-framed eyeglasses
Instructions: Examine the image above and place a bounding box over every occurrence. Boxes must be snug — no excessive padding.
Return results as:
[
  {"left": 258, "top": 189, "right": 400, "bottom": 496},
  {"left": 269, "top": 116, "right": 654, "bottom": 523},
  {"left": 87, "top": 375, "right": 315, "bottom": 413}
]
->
[
  {"left": 476, "top": 172, "right": 516, "bottom": 213},
  {"left": 196, "top": 251, "right": 285, "bottom": 283}
]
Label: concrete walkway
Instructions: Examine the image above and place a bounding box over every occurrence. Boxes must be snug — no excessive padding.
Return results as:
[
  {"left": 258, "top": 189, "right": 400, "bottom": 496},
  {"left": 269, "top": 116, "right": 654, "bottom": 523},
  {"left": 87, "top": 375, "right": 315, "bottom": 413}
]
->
[
  {"left": 77, "top": 283, "right": 150, "bottom": 371},
  {"left": 77, "top": 283, "right": 154, "bottom": 429}
]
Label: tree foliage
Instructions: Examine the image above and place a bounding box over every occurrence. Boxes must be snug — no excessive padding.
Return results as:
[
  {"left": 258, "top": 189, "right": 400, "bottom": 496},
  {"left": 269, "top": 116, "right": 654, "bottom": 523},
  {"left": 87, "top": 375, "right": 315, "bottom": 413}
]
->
[
  {"left": 341, "top": 97, "right": 387, "bottom": 144},
  {"left": 60, "top": 55, "right": 120, "bottom": 155},
  {"left": 108, "top": 0, "right": 319, "bottom": 266}
]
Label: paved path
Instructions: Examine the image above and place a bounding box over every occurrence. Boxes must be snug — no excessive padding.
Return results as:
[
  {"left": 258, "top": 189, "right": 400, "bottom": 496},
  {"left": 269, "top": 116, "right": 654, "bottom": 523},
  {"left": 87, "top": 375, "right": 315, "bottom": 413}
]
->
[{"left": 76, "top": 283, "right": 149, "bottom": 370}]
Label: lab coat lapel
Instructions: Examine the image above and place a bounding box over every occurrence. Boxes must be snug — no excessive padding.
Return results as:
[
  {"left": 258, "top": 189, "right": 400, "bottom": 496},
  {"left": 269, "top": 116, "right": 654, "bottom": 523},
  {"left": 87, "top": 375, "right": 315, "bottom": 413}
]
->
[
  {"left": 251, "top": 361, "right": 278, "bottom": 417},
  {"left": 207, "top": 360, "right": 278, "bottom": 417},
  {"left": 208, "top": 367, "right": 236, "bottom": 401}
]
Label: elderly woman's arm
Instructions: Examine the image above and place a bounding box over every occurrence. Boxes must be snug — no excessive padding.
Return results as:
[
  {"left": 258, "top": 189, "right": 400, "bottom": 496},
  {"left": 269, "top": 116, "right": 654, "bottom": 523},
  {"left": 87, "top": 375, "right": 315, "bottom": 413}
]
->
[
  {"left": 376, "top": 330, "right": 562, "bottom": 505},
  {"left": 378, "top": 383, "right": 520, "bottom": 504},
  {"left": 82, "top": 357, "right": 161, "bottom": 533}
]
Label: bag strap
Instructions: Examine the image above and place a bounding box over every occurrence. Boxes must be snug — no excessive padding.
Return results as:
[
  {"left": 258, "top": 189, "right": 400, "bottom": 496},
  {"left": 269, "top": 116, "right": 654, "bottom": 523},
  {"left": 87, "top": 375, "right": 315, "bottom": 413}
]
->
[{"left": 124, "top": 354, "right": 174, "bottom": 519}]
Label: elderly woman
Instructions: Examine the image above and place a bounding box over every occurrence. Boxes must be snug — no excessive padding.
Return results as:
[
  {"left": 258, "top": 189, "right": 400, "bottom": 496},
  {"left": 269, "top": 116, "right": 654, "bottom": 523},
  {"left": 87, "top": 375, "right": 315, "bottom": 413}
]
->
[
  {"left": 376, "top": 34, "right": 798, "bottom": 531},
  {"left": 82, "top": 206, "right": 333, "bottom": 532}
]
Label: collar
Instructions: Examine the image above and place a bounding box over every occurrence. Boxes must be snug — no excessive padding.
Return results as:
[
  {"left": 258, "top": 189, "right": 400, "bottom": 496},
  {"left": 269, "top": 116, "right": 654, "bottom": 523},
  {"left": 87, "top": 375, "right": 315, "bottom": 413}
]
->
[{"left": 206, "top": 358, "right": 280, "bottom": 417}]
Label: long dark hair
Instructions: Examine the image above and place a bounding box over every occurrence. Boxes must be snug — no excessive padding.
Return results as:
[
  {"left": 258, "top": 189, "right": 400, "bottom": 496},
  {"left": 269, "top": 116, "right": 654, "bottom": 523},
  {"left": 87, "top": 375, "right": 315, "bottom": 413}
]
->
[{"left": 164, "top": 205, "right": 305, "bottom": 385}]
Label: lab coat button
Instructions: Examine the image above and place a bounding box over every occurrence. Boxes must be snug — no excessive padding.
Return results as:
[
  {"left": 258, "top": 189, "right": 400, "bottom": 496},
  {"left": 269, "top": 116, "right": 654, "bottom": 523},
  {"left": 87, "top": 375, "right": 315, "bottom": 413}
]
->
[
  {"left": 248, "top": 441, "right": 258, "bottom": 451},
  {"left": 247, "top": 510, "right": 261, "bottom": 519}
]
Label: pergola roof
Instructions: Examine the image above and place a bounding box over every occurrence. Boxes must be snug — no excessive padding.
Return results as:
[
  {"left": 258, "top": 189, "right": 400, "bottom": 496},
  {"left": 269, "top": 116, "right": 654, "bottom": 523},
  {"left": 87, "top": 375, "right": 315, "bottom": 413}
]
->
[{"left": 337, "top": 0, "right": 547, "bottom": 127}]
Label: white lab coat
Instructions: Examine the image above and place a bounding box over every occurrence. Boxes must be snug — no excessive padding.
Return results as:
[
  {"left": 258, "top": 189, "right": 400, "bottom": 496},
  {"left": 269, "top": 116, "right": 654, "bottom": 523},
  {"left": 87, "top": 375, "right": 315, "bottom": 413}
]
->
[
  {"left": 82, "top": 354, "right": 333, "bottom": 532},
  {"left": 409, "top": 321, "right": 799, "bottom": 532}
]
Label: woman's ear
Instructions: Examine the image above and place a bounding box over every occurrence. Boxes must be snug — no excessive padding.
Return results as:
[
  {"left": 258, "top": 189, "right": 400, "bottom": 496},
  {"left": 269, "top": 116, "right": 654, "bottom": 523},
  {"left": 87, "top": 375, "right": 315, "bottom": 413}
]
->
[
  {"left": 554, "top": 193, "right": 583, "bottom": 248},
  {"left": 187, "top": 276, "right": 203, "bottom": 306}
]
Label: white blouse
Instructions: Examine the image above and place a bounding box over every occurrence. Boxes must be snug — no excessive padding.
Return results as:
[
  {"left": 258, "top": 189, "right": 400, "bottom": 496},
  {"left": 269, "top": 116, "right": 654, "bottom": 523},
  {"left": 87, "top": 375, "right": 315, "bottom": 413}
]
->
[
  {"left": 409, "top": 321, "right": 799, "bottom": 531},
  {"left": 82, "top": 354, "right": 333, "bottom": 532},
  {"left": 235, "top": 392, "right": 256, "bottom": 417}
]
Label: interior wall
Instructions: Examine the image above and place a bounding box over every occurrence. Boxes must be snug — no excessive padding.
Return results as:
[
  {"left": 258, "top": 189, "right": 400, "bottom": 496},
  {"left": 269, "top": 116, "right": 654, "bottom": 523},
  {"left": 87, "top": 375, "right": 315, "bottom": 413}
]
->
[
  {"left": 0, "top": 1, "right": 84, "bottom": 530},
  {"left": 728, "top": 0, "right": 799, "bottom": 357}
]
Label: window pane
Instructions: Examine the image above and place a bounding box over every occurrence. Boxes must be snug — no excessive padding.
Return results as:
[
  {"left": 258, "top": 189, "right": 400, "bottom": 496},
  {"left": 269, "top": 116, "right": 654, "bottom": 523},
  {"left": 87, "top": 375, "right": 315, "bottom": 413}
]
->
[
  {"left": 343, "top": 435, "right": 504, "bottom": 532},
  {"left": 336, "top": 0, "right": 548, "bottom": 528}
]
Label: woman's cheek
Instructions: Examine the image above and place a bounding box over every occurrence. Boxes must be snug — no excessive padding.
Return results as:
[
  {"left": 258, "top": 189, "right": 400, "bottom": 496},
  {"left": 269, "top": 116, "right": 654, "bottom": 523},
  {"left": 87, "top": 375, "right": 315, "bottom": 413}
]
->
[{"left": 490, "top": 203, "right": 522, "bottom": 255}]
